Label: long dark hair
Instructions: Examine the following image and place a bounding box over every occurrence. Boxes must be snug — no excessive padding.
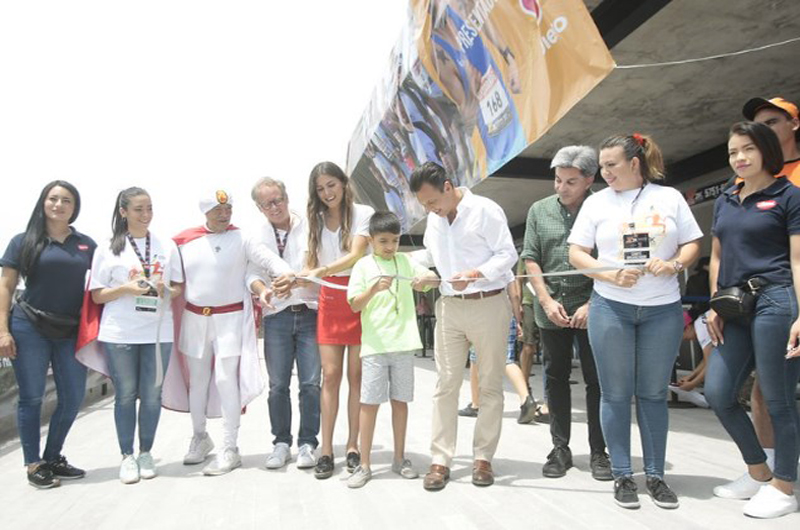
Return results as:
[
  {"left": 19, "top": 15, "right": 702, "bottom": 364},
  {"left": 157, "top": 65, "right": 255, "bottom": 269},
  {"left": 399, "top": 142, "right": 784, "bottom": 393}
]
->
[
  {"left": 306, "top": 162, "right": 354, "bottom": 268},
  {"left": 18, "top": 180, "right": 81, "bottom": 278},
  {"left": 110, "top": 187, "right": 150, "bottom": 256}
]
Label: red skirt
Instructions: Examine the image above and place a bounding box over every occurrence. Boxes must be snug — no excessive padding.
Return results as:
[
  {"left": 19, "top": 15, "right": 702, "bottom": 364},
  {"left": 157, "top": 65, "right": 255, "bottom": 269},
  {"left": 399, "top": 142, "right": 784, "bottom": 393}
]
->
[{"left": 317, "top": 276, "right": 361, "bottom": 345}]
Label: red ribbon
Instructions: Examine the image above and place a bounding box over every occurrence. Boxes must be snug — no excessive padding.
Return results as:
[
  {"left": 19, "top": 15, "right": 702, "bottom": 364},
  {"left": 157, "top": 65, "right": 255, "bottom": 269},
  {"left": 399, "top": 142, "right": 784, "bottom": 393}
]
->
[{"left": 632, "top": 133, "right": 645, "bottom": 146}]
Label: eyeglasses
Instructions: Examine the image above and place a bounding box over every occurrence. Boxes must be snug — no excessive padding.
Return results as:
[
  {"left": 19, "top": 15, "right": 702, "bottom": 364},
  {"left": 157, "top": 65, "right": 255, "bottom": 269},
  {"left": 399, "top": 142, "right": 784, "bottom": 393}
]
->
[{"left": 258, "top": 197, "right": 285, "bottom": 210}]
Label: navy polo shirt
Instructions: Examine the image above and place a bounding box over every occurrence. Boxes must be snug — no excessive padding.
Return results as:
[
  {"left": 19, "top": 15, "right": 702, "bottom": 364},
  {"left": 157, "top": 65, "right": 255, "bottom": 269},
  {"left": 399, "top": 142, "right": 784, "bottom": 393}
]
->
[
  {"left": 712, "top": 177, "right": 800, "bottom": 289},
  {"left": 1, "top": 230, "right": 96, "bottom": 316}
]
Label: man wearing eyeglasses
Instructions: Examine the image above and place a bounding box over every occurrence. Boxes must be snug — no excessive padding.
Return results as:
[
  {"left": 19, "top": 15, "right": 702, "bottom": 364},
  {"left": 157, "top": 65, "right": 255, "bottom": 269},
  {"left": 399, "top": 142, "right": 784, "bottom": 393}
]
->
[{"left": 248, "top": 177, "right": 322, "bottom": 471}]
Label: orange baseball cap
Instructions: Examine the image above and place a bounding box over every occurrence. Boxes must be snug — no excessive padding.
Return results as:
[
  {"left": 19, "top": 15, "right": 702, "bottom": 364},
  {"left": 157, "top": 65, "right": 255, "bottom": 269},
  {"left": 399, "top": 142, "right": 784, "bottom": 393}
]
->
[{"left": 742, "top": 97, "right": 799, "bottom": 120}]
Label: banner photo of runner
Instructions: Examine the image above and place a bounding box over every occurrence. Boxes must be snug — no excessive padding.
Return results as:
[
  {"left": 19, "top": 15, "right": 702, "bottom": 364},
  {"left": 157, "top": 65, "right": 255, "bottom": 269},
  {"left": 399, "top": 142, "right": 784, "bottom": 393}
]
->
[{"left": 346, "top": 0, "right": 615, "bottom": 232}]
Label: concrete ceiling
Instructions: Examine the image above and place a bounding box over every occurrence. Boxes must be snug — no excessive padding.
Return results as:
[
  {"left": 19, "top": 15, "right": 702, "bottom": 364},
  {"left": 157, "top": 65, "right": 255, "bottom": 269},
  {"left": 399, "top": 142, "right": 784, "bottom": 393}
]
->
[{"left": 463, "top": 0, "right": 800, "bottom": 233}]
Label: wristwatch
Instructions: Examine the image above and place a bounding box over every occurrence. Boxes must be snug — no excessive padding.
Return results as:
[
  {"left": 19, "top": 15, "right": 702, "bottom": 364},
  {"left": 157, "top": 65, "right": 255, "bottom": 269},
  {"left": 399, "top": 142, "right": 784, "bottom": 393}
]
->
[{"left": 672, "top": 260, "right": 685, "bottom": 273}]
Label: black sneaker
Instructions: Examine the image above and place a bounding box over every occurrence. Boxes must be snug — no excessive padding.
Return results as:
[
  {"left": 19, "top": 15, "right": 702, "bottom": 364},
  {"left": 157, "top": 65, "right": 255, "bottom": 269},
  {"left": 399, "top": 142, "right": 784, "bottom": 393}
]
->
[
  {"left": 28, "top": 462, "right": 61, "bottom": 490},
  {"left": 542, "top": 446, "right": 572, "bottom": 478},
  {"left": 614, "top": 476, "right": 640, "bottom": 509},
  {"left": 346, "top": 451, "right": 361, "bottom": 473},
  {"left": 46, "top": 455, "right": 86, "bottom": 480},
  {"left": 646, "top": 476, "right": 679, "bottom": 509},
  {"left": 458, "top": 403, "right": 479, "bottom": 417},
  {"left": 314, "top": 455, "right": 334, "bottom": 480},
  {"left": 590, "top": 451, "right": 613, "bottom": 481},
  {"left": 517, "top": 396, "right": 537, "bottom": 424}
]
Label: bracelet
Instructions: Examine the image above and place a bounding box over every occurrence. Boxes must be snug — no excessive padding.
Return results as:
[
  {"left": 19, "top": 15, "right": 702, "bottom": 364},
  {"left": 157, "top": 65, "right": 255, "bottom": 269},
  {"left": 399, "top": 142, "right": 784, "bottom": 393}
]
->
[{"left": 501, "top": 47, "right": 515, "bottom": 64}]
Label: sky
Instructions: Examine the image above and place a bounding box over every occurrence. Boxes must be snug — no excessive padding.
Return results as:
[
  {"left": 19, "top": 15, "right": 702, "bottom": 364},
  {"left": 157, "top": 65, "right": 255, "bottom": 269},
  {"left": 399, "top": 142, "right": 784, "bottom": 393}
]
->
[{"left": 0, "top": 1, "right": 408, "bottom": 251}]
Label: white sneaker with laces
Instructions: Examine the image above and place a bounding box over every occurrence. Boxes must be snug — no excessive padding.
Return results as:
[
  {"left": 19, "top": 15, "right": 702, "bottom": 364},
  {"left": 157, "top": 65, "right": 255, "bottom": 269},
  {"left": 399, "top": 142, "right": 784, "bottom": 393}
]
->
[
  {"left": 743, "top": 484, "right": 798, "bottom": 518},
  {"left": 713, "top": 472, "right": 770, "bottom": 500},
  {"left": 119, "top": 454, "right": 140, "bottom": 484},
  {"left": 265, "top": 443, "right": 291, "bottom": 470},
  {"left": 184, "top": 433, "right": 214, "bottom": 465},
  {"left": 346, "top": 465, "right": 372, "bottom": 488},
  {"left": 391, "top": 458, "right": 419, "bottom": 479},
  {"left": 203, "top": 447, "right": 242, "bottom": 476},
  {"left": 296, "top": 444, "right": 317, "bottom": 469},
  {"left": 138, "top": 452, "right": 157, "bottom": 480}
]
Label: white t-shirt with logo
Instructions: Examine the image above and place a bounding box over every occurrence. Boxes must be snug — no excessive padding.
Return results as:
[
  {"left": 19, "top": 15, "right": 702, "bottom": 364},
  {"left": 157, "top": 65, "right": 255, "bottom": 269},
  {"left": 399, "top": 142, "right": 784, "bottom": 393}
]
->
[
  {"left": 90, "top": 233, "right": 184, "bottom": 343},
  {"left": 568, "top": 183, "right": 703, "bottom": 306},
  {"left": 316, "top": 203, "right": 374, "bottom": 276}
]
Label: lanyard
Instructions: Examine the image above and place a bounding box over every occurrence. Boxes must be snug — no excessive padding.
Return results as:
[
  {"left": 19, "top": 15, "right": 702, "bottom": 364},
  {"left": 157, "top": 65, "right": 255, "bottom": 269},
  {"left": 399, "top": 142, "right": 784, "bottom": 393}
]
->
[
  {"left": 127, "top": 232, "right": 151, "bottom": 278},
  {"left": 373, "top": 255, "right": 399, "bottom": 314},
  {"left": 273, "top": 224, "right": 290, "bottom": 258},
  {"left": 616, "top": 183, "right": 647, "bottom": 219}
]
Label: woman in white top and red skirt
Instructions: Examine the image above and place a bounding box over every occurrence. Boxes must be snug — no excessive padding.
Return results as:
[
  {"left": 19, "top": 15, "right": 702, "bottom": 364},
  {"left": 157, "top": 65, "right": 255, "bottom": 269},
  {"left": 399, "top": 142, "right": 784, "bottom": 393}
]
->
[{"left": 304, "top": 161, "right": 374, "bottom": 479}]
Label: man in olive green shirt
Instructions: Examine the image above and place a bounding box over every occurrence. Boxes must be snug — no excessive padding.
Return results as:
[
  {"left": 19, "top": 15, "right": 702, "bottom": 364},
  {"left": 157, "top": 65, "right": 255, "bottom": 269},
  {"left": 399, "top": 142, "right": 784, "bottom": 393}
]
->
[{"left": 520, "top": 145, "right": 610, "bottom": 481}]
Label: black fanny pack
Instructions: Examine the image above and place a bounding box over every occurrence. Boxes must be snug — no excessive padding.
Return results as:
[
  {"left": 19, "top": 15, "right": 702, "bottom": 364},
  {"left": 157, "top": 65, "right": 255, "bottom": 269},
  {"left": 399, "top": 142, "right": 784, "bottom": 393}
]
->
[
  {"left": 709, "top": 278, "right": 767, "bottom": 322},
  {"left": 17, "top": 298, "right": 79, "bottom": 339}
]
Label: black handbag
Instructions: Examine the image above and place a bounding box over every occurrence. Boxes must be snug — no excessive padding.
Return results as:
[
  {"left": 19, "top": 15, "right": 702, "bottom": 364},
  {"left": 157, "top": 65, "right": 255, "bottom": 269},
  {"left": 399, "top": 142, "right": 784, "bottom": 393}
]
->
[
  {"left": 709, "top": 278, "right": 766, "bottom": 322},
  {"left": 17, "top": 298, "right": 79, "bottom": 339}
]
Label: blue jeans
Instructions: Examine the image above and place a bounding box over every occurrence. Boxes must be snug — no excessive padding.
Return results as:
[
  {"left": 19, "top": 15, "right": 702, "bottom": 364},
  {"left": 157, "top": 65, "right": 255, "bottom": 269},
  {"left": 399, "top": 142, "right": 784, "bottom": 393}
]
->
[
  {"left": 588, "top": 293, "right": 683, "bottom": 478},
  {"left": 102, "top": 342, "right": 172, "bottom": 455},
  {"left": 705, "top": 285, "right": 800, "bottom": 482},
  {"left": 10, "top": 308, "right": 87, "bottom": 465},
  {"left": 264, "top": 307, "right": 321, "bottom": 447}
]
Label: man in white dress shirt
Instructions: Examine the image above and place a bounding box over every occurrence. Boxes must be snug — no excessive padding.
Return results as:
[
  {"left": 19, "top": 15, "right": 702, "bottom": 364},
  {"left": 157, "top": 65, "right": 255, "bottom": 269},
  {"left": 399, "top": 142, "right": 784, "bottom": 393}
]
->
[
  {"left": 409, "top": 162, "right": 518, "bottom": 490},
  {"left": 248, "top": 177, "right": 321, "bottom": 471},
  {"left": 173, "top": 189, "right": 290, "bottom": 476}
]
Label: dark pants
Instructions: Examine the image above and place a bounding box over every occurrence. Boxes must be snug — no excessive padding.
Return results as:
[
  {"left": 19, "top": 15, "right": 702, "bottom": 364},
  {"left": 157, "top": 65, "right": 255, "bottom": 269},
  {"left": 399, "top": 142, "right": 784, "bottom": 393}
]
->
[
  {"left": 264, "top": 307, "right": 321, "bottom": 448},
  {"left": 10, "top": 308, "right": 87, "bottom": 465},
  {"left": 705, "top": 285, "right": 800, "bottom": 482},
  {"left": 540, "top": 327, "right": 604, "bottom": 453}
]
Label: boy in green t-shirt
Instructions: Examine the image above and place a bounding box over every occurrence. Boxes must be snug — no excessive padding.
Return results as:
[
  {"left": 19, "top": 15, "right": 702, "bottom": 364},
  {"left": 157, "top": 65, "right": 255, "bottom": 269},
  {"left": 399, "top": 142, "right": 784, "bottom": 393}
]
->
[{"left": 346, "top": 211, "right": 438, "bottom": 488}]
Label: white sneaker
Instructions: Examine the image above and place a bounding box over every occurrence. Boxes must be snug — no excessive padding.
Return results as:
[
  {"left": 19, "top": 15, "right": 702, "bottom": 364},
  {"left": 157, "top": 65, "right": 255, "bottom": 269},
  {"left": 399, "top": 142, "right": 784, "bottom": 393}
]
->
[
  {"left": 296, "top": 444, "right": 317, "bottom": 469},
  {"left": 183, "top": 433, "right": 214, "bottom": 465},
  {"left": 265, "top": 443, "right": 291, "bottom": 470},
  {"left": 119, "top": 454, "right": 140, "bottom": 485},
  {"left": 138, "top": 452, "right": 157, "bottom": 480},
  {"left": 743, "top": 484, "right": 798, "bottom": 518},
  {"left": 391, "top": 458, "right": 419, "bottom": 479},
  {"left": 346, "top": 465, "right": 372, "bottom": 489},
  {"left": 203, "top": 447, "right": 242, "bottom": 476},
  {"left": 713, "top": 472, "right": 770, "bottom": 499}
]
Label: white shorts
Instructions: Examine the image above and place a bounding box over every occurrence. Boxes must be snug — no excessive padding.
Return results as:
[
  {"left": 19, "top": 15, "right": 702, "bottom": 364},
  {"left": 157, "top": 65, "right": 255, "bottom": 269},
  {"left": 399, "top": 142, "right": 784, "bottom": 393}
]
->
[
  {"left": 693, "top": 312, "right": 713, "bottom": 350},
  {"left": 360, "top": 351, "right": 416, "bottom": 405}
]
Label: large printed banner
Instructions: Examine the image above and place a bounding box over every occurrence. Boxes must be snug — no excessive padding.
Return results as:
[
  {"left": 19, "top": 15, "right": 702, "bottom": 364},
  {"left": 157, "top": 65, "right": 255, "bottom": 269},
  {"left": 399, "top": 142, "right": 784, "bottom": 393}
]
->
[{"left": 346, "top": 0, "right": 615, "bottom": 231}]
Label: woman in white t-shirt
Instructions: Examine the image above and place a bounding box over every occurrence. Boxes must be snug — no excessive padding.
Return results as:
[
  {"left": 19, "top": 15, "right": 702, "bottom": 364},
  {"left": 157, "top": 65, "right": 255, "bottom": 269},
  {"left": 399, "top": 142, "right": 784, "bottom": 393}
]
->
[
  {"left": 568, "top": 134, "right": 702, "bottom": 510},
  {"left": 89, "top": 187, "right": 183, "bottom": 484},
  {"left": 304, "top": 162, "right": 374, "bottom": 479}
]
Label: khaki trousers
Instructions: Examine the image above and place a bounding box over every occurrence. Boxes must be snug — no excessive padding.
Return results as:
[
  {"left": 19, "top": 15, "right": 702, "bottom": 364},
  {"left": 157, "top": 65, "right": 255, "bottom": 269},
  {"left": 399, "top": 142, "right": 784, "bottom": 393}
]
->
[{"left": 431, "top": 291, "right": 512, "bottom": 466}]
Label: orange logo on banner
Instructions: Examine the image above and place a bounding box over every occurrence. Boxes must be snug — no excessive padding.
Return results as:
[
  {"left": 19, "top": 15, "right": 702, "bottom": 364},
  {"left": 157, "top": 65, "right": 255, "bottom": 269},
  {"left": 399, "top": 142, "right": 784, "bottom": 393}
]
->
[
  {"left": 519, "top": 0, "right": 542, "bottom": 21},
  {"left": 216, "top": 190, "right": 229, "bottom": 204}
]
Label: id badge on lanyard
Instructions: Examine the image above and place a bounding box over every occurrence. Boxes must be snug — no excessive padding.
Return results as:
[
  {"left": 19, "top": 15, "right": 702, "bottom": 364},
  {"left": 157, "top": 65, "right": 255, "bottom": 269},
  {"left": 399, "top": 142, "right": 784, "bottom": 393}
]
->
[
  {"left": 128, "top": 233, "right": 160, "bottom": 312},
  {"left": 622, "top": 223, "right": 652, "bottom": 266},
  {"left": 135, "top": 291, "right": 159, "bottom": 313}
]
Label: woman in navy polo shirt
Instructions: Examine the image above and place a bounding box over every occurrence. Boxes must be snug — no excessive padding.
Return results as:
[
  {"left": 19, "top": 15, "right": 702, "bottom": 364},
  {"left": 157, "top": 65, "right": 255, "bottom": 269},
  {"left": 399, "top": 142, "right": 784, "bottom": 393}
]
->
[
  {"left": 0, "top": 181, "right": 96, "bottom": 489},
  {"left": 705, "top": 121, "right": 800, "bottom": 519}
]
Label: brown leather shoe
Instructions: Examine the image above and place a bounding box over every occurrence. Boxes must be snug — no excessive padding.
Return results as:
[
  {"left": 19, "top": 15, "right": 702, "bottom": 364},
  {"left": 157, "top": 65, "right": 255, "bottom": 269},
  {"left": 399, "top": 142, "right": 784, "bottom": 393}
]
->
[
  {"left": 423, "top": 464, "right": 450, "bottom": 491},
  {"left": 472, "top": 459, "right": 494, "bottom": 486}
]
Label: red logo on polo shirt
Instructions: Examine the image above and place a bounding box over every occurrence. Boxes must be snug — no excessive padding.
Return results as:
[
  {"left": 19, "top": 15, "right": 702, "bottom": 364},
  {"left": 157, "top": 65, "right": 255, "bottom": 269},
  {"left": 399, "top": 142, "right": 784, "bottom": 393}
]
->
[
  {"left": 756, "top": 200, "right": 777, "bottom": 210},
  {"left": 78, "top": 244, "right": 89, "bottom": 251}
]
